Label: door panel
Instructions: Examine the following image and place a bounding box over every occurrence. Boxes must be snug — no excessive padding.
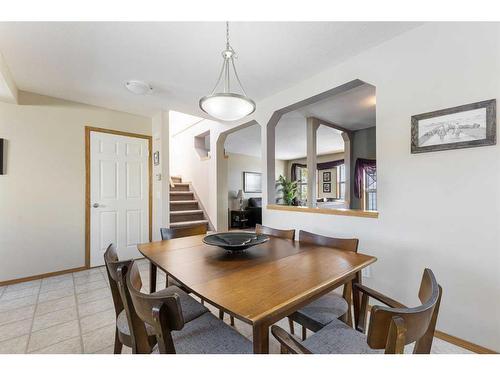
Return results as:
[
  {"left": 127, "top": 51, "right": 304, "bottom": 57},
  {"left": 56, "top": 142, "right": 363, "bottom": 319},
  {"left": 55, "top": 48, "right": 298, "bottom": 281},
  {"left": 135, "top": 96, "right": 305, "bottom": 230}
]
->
[{"left": 90, "top": 131, "right": 149, "bottom": 267}]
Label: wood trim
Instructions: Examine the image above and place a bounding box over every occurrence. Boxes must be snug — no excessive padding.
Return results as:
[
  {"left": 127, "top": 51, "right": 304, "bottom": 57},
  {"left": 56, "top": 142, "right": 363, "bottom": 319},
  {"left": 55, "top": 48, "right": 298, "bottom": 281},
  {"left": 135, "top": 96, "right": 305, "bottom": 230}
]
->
[
  {"left": 85, "top": 126, "right": 153, "bottom": 268},
  {"left": 434, "top": 330, "right": 497, "bottom": 354},
  {"left": 0, "top": 266, "right": 87, "bottom": 287},
  {"left": 267, "top": 204, "right": 379, "bottom": 218}
]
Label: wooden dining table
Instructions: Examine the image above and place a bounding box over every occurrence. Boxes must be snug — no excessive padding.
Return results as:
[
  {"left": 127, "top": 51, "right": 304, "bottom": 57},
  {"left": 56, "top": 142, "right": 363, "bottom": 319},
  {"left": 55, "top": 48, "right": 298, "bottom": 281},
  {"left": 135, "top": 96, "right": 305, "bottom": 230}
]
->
[{"left": 137, "top": 234, "right": 376, "bottom": 354}]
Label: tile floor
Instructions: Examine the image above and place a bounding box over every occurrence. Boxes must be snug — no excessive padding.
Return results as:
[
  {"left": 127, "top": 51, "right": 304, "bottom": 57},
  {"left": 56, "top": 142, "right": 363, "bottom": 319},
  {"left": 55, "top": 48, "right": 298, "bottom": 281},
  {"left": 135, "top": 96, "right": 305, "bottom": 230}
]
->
[{"left": 0, "top": 259, "right": 473, "bottom": 354}]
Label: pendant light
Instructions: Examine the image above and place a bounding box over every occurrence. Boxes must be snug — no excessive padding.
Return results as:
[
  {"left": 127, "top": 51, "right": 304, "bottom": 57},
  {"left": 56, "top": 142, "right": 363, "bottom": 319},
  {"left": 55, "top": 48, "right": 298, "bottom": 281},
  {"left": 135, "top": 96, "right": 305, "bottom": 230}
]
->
[{"left": 199, "top": 22, "right": 256, "bottom": 122}]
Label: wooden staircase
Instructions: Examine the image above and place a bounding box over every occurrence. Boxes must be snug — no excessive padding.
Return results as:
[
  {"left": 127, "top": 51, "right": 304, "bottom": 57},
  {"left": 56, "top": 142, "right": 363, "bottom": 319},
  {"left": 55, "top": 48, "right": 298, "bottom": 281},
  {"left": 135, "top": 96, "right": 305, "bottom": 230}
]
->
[{"left": 169, "top": 176, "right": 209, "bottom": 230}]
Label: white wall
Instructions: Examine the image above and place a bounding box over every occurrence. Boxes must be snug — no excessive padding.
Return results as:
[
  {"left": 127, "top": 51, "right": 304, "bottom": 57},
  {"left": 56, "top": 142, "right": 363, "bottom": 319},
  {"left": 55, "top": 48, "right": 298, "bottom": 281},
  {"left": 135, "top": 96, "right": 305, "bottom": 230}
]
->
[
  {"left": 0, "top": 91, "right": 151, "bottom": 282},
  {"left": 170, "top": 116, "right": 232, "bottom": 228},
  {"left": 227, "top": 152, "right": 285, "bottom": 209},
  {"left": 253, "top": 23, "right": 499, "bottom": 351},
  {"left": 152, "top": 111, "right": 169, "bottom": 240}
]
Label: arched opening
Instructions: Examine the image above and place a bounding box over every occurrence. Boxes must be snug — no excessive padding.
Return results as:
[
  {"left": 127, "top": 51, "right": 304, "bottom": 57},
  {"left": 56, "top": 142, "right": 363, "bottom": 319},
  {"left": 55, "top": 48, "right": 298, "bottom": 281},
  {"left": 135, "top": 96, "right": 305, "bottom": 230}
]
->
[
  {"left": 267, "top": 79, "right": 377, "bottom": 213},
  {"left": 216, "top": 121, "right": 262, "bottom": 230}
]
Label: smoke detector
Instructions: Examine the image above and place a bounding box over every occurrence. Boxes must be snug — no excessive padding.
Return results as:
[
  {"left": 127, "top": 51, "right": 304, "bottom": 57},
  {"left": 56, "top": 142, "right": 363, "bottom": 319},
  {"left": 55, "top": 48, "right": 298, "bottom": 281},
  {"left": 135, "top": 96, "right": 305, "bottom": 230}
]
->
[{"left": 125, "top": 80, "right": 153, "bottom": 95}]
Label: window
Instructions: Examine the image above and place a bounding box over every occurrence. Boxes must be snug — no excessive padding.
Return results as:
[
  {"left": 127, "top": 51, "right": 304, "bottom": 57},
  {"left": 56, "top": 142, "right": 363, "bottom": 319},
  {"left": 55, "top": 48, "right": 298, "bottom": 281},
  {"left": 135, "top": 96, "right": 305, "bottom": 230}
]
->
[
  {"left": 364, "top": 168, "right": 377, "bottom": 210},
  {"left": 296, "top": 166, "right": 308, "bottom": 204},
  {"left": 336, "top": 164, "right": 346, "bottom": 200}
]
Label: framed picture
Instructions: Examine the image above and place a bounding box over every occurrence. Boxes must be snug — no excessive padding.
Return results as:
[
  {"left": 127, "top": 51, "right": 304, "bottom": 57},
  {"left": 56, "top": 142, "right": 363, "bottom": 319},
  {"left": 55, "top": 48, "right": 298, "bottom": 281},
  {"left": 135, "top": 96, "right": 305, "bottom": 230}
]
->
[
  {"left": 153, "top": 151, "right": 160, "bottom": 166},
  {"left": 243, "top": 172, "right": 262, "bottom": 193},
  {"left": 411, "top": 99, "right": 496, "bottom": 154},
  {"left": 322, "top": 183, "right": 331, "bottom": 193},
  {"left": 323, "top": 171, "right": 331, "bottom": 182}
]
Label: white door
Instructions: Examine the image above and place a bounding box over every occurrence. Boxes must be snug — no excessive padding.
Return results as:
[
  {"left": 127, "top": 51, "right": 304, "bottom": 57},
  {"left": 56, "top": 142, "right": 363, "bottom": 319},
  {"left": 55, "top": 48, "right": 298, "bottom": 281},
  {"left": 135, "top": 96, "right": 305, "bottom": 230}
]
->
[{"left": 90, "top": 131, "right": 149, "bottom": 267}]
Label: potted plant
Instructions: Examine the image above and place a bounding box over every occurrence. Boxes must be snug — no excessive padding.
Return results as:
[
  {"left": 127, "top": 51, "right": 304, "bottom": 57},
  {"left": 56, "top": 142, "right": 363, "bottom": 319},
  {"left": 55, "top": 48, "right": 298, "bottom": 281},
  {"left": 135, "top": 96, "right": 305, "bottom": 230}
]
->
[{"left": 276, "top": 175, "right": 298, "bottom": 206}]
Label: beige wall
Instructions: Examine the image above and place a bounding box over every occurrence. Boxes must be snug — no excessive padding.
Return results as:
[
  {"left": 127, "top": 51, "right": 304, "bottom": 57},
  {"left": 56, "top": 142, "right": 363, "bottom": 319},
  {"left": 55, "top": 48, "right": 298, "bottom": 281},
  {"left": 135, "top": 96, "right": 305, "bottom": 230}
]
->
[
  {"left": 227, "top": 152, "right": 285, "bottom": 209},
  {"left": 0, "top": 91, "right": 151, "bottom": 282},
  {"left": 284, "top": 152, "right": 345, "bottom": 180}
]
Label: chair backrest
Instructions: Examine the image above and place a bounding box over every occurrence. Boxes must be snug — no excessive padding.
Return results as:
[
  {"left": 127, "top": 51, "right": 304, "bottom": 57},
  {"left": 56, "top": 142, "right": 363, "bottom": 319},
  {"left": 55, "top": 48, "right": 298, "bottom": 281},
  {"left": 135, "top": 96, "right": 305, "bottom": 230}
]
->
[
  {"left": 256, "top": 224, "right": 295, "bottom": 240},
  {"left": 367, "top": 268, "right": 442, "bottom": 354},
  {"left": 124, "top": 260, "right": 185, "bottom": 354},
  {"left": 103, "top": 244, "right": 132, "bottom": 318},
  {"left": 298, "top": 230, "right": 359, "bottom": 252},
  {"left": 160, "top": 224, "right": 207, "bottom": 240}
]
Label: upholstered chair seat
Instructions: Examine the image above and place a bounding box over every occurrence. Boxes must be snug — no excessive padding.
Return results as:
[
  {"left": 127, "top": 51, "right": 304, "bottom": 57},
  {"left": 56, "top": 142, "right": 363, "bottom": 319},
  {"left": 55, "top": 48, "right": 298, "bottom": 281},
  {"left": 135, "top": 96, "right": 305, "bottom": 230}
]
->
[
  {"left": 116, "top": 285, "right": 208, "bottom": 338},
  {"left": 291, "top": 292, "right": 349, "bottom": 332},
  {"left": 302, "top": 318, "right": 381, "bottom": 354}
]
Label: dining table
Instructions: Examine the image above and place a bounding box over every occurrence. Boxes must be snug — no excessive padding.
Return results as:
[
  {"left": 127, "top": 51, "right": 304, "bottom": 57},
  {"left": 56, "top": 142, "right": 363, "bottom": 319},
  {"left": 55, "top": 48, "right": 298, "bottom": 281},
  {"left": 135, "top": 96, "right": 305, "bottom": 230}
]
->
[{"left": 137, "top": 233, "right": 376, "bottom": 354}]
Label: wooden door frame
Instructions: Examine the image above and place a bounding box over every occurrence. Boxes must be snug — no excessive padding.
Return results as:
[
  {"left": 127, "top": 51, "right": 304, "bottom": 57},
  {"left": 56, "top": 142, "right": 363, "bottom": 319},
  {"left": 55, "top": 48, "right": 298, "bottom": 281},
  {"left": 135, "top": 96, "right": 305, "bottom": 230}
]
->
[{"left": 85, "top": 126, "right": 153, "bottom": 268}]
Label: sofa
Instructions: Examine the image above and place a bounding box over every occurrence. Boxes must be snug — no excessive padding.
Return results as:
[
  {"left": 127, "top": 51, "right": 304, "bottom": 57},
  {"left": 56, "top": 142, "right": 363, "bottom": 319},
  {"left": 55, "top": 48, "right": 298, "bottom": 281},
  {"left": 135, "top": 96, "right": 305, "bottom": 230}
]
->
[{"left": 246, "top": 197, "right": 262, "bottom": 227}]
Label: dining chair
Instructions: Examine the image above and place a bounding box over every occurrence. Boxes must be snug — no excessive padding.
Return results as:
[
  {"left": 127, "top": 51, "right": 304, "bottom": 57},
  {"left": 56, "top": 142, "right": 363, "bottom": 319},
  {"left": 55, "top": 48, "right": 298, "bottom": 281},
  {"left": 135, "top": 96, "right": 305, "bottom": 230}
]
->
[
  {"left": 104, "top": 244, "right": 157, "bottom": 353},
  {"left": 288, "top": 230, "right": 359, "bottom": 339},
  {"left": 123, "top": 260, "right": 253, "bottom": 354},
  {"left": 159, "top": 224, "right": 235, "bottom": 325},
  {"left": 255, "top": 224, "right": 295, "bottom": 240},
  {"left": 104, "top": 244, "right": 208, "bottom": 353},
  {"left": 272, "top": 268, "right": 442, "bottom": 354},
  {"left": 160, "top": 224, "right": 207, "bottom": 290}
]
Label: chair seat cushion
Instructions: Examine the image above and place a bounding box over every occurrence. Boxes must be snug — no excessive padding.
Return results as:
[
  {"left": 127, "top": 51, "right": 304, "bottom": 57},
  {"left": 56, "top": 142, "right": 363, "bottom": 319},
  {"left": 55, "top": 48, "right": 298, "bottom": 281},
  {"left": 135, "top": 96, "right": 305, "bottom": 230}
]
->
[
  {"left": 303, "top": 318, "right": 381, "bottom": 354},
  {"left": 117, "top": 310, "right": 156, "bottom": 337},
  {"left": 292, "top": 291, "right": 349, "bottom": 330},
  {"left": 171, "top": 312, "right": 253, "bottom": 354},
  {"left": 151, "top": 285, "right": 208, "bottom": 322}
]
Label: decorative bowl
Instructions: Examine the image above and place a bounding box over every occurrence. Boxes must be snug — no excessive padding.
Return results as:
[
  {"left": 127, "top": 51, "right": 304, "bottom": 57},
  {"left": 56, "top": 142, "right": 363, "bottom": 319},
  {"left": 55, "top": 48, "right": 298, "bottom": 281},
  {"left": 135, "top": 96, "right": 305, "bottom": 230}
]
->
[{"left": 203, "top": 232, "right": 269, "bottom": 252}]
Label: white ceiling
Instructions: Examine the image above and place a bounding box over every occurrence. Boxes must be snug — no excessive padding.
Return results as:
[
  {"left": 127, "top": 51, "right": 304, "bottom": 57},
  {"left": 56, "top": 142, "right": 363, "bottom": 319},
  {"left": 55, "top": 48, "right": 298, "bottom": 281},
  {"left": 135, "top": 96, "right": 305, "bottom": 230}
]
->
[
  {"left": 0, "top": 22, "right": 420, "bottom": 117},
  {"left": 225, "top": 83, "right": 375, "bottom": 160}
]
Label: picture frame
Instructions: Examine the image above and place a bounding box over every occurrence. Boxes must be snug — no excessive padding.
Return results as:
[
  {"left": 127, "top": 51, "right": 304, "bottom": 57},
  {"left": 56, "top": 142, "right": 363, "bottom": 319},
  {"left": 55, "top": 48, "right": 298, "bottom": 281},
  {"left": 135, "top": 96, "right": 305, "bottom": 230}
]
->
[
  {"left": 411, "top": 99, "right": 496, "bottom": 154},
  {"left": 322, "top": 183, "right": 331, "bottom": 193},
  {"left": 243, "top": 172, "right": 262, "bottom": 193},
  {"left": 322, "top": 171, "right": 331, "bottom": 182},
  {"left": 153, "top": 151, "right": 160, "bottom": 165}
]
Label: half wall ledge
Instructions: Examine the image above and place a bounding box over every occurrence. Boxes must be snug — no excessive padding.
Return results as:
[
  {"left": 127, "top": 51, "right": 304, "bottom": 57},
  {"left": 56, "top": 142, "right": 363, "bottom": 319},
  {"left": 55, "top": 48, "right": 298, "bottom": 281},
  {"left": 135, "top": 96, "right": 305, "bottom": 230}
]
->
[{"left": 266, "top": 204, "right": 379, "bottom": 219}]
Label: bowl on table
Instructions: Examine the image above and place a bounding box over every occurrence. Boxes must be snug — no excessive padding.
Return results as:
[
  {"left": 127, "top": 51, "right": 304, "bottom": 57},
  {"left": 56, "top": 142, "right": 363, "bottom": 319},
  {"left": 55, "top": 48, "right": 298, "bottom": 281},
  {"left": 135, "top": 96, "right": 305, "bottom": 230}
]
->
[{"left": 203, "top": 232, "right": 269, "bottom": 252}]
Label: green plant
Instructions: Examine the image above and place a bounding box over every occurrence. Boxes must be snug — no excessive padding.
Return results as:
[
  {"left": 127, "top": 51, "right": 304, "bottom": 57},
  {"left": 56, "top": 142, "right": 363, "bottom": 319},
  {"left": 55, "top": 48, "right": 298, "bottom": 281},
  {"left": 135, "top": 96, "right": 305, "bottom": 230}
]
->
[{"left": 276, "top": 175, "right": 298, "bottom": 206}]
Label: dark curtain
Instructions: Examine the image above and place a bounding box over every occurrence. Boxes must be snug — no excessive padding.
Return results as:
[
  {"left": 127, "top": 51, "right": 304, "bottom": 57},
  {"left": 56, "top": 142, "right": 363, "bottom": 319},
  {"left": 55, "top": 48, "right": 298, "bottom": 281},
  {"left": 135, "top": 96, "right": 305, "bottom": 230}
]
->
[
  {"left": 290, "top": 160, "right": 344, "bottom": 181},
  {"left": 354, "top": 158, "right": 376, "bottom": 199}
]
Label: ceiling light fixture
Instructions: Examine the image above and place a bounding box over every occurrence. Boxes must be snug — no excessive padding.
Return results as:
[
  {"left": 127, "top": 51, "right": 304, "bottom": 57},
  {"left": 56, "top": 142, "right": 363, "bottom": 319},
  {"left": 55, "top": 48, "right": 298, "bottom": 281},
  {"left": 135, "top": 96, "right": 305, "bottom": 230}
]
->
[
  {"left": 125, "top": 80, "right": 153, "bottom": 95},
  {"left": 199, "top": 22, "right": 256, "bottom": 122}
]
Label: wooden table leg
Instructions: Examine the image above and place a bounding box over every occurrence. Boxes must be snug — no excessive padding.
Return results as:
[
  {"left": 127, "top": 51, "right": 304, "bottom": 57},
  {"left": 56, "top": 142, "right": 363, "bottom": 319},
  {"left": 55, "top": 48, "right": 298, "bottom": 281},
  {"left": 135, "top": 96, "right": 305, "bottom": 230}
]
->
[
  {"left": 353, "top": 271, "right": 362, "bottom": 331},
  {"left": 149, "top": 262, "right": 157, "bottom": 293},
  {"left": 252, "top": 321, "right": 269, "bottom": 354}
]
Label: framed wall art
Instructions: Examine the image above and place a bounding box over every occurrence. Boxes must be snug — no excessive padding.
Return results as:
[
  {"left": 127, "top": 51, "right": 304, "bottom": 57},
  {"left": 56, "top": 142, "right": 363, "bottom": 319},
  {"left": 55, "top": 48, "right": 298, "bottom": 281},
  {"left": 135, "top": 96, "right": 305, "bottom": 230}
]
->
[{"left": 411, "top": 99, "right": 496, "bottom": 153}]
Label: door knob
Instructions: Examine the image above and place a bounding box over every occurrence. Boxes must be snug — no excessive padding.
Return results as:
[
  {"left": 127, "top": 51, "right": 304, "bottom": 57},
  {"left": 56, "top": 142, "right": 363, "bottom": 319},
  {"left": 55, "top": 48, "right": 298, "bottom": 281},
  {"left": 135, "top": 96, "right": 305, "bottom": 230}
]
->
[{"left": 93, "top": 203, "right": 100, "bottom": 208}]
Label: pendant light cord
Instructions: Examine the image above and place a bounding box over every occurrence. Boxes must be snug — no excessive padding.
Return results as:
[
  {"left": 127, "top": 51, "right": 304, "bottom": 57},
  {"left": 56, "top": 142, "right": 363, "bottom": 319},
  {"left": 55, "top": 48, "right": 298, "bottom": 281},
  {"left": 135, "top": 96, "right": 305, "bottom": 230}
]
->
[{"left": 209, "top": 21, "right": 248, "bottom": 96}]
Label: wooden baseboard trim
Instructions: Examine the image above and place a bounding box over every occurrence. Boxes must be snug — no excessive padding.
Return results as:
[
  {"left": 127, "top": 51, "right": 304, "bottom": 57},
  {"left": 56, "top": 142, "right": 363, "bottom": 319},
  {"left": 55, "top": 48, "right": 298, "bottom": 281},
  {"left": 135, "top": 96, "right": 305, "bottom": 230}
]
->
[
  {"left": 434, "top": 330, "right": 497, "bottom": 354},
  {"left": 0, "top": 266, "right": 88, "bottom": 287}
]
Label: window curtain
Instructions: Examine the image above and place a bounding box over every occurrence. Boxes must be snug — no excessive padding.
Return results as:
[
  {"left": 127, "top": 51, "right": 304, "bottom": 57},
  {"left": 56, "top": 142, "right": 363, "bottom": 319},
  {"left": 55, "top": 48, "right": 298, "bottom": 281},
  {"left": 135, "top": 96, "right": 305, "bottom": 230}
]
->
[
  {"left": 354, "top": 158, "right": 376, "bottom": 199},
  {"left": 290, "top": 160, "right": 344, "bottom": 181}
]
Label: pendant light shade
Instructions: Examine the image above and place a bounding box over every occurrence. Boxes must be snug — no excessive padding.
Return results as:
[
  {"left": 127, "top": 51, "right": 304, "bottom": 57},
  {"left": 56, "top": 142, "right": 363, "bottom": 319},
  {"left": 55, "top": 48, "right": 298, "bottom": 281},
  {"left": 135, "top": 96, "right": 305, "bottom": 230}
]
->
[{"left": 199, "top": 22, "right": 256, "bottom": 122}]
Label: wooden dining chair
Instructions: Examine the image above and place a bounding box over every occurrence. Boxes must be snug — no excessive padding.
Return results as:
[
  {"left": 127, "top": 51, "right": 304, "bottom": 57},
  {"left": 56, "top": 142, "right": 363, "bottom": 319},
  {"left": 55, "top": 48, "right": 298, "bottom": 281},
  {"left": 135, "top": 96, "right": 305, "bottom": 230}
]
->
[
  {"left": 123, "top": 260, "right": 253, "bottom": 354},
  {"left": 255, "top": 224, "right": 295, "bottom": 240},
  {"left": 159, "top": 224, "right": 236, "bottom": 325},
  {"left": 104, "top": 244, "right": 157, "bottom": 353},
  {"left": 288, "top": 230, "right": 359, "bottom": 339},
  {"left": 160, "top": 223, "right": 207, "bottom": 289},
  {"left": 273, "top": 268, "right": 442, "bottom": 354},
  {"left": 160, "top": 224, "right": 207, "bottom": 241},
  {"left": 113, "top": 259, "right": 209, "bottom": 353}
]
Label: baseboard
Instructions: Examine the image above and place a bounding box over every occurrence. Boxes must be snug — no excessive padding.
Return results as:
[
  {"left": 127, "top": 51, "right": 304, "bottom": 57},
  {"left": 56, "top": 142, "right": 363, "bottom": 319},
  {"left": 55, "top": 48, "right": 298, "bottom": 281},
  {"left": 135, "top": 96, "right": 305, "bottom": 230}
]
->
[
  {"left": 0, "top": 266, "right": 87, "bottom": 286},
  {"left": 434, "top": 330, "right": 497, "bottom": 354}
]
